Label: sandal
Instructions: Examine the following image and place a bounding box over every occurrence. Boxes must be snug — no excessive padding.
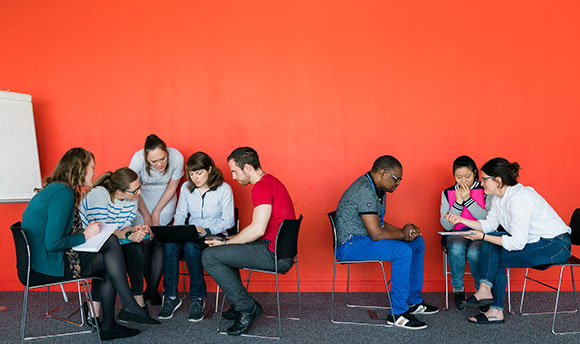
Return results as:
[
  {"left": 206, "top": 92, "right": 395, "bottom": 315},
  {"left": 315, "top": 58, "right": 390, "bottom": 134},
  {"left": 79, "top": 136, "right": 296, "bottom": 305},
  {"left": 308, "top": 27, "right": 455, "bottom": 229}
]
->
[
  {"left": 468, "top": 312, "right": 504, "bottom": 324},
  {"left": 464, "top": 295, "right": 494, "bottom": 308}
]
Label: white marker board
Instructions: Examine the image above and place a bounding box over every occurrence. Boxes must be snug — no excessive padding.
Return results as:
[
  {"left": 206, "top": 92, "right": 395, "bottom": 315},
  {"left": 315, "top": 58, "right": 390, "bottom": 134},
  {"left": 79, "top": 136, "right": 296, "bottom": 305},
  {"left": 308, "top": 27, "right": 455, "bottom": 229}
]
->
[{"left": 0, "top": 91, "right": 42, "bottom": 203}]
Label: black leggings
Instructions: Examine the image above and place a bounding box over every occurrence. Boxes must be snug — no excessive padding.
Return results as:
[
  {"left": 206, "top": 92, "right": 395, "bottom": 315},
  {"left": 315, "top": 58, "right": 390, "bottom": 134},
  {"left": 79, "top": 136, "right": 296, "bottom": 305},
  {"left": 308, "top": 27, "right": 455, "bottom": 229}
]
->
[
  {"left": 88, "top": 236, "right": 147, "bottom": 330},
  {"left": 142, "top": 238, "right": 163, "bottom": 296}
]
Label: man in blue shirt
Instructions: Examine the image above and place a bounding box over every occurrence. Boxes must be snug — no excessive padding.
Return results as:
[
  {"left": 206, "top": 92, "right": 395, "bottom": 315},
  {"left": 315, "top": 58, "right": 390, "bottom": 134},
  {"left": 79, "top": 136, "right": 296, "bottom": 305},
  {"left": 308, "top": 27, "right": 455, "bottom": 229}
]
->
[{"left": 335, "top": 155, "right": 438, "bottom": 330}]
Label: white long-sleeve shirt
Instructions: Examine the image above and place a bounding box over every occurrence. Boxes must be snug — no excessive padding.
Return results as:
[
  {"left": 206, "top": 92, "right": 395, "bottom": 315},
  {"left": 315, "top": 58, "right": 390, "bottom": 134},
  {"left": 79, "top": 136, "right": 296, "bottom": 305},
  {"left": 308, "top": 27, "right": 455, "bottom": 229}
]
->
[
  {"left": 173, "top": 181, "right": 234, "bottom": 235},
  {"left": 480, "top": 184, "right": 570, "bottom": 251}
]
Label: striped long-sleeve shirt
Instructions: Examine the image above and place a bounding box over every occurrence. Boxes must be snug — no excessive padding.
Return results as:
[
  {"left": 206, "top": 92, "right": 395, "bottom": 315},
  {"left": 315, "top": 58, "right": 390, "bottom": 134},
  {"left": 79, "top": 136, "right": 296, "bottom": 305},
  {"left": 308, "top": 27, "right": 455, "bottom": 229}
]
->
[{"left": 80, "top": 186, "right": 138, "bottom": 236}]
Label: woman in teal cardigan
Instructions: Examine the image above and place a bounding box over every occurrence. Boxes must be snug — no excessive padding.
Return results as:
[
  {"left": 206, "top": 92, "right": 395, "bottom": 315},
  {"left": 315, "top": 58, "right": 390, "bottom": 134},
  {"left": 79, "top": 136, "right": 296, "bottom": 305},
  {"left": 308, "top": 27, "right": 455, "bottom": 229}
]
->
[{"left": 21, "top": 148, "right": 159, "bottom": 340}]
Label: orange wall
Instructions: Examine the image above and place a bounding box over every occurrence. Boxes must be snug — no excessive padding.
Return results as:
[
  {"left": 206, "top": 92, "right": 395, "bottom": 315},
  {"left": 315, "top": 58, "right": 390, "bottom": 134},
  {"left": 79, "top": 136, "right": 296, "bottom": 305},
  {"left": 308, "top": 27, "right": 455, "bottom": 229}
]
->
[{"left": 1, "top": 1, "right": 579, "bottom": 292}]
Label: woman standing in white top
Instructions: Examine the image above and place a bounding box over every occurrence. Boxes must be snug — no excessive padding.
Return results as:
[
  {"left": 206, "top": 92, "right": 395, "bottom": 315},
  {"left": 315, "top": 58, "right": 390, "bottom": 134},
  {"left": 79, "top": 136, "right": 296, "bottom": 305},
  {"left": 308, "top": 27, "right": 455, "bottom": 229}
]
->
[
  {"left": 130, "top": 134, "right": 184, "bottom": 305},
  {"left": 446, "top": 158, "right": 571, "bottom": 324}
]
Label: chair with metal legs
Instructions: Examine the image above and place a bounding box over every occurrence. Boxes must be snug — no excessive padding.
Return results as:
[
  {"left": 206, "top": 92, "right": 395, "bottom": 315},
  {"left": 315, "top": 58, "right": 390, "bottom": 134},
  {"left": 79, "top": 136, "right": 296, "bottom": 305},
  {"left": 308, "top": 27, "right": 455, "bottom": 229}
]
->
[
  {"left": 519, "top": 208, "right": 580, "bottom": 334},
  {"left": 217, "top": 215, "right": 303, "bottom": 339},
  {"left": 10, "top": 222, "right": 101, "bottom": 343},
  {"left": 328, "top": 211, "right": 393, "bottom": 327}
]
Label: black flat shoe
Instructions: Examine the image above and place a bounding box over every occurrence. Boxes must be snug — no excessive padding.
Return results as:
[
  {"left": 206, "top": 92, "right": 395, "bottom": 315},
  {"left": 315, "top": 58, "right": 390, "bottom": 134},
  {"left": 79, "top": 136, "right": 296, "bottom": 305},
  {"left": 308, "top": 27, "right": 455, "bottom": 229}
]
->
[
  {"left": 117, "top": 309, "right": 161, "bottom": 324},
  {"left": 221, "top": 306, "right": 239, "bottom": 320},
  {"left": 100, "top": 325, "right": 140, "bottom": 341},
  {"left": 82, "top": 302, "right": 101, "bottom": 328},
  {"left": 227, "top": 302, "right": 263, "bottom": 336},
  {"left": 464, "top": 296, "right": 494, "bottom": 308}
]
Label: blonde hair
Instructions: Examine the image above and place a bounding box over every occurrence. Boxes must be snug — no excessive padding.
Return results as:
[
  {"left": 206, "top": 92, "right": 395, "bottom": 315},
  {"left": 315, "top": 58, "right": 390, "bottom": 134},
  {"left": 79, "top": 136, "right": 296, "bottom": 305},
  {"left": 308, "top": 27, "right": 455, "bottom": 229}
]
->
[
  {"left": 91, "top": 167, "right": 138, "bottom": 201},
  {"left": 43, "top": 147, "right": 94, "bottom": 207}
]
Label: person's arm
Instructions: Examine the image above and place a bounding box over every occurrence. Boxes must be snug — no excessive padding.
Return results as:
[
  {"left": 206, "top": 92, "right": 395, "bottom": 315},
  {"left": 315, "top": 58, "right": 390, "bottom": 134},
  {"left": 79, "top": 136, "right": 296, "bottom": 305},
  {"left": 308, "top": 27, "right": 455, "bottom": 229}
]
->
[
  {"left": 44, "top": 187, "right": 86, "bottom": 251},
  {"left": 150, "top": 178, "right": 180, "bottom": 225},
  {"left": 444, "top": 213, "right": 484, "bottom": 231},
  {"left": 440, "top": 191, "right": 458, "bottom": 231},
  {"left": 462, "top": 230, "right": 503, "bottom": 246},
  {"left": 172, "top": 183, "right": 189, "bottom": 226},
  {"left": 499, "top": 195, "right": 534, "bottom": 251},
  {"left": 198, "top": 185, "right": 235, "bottom": 235},
  {"left": 129, "top": 151, "right": 152, "bottom": 225},
  {"left": 361, "top": 214, "right": 420, "bottom": 241},
  {"left": 206, "top": 204, "right": 271, "bottom": 246}
]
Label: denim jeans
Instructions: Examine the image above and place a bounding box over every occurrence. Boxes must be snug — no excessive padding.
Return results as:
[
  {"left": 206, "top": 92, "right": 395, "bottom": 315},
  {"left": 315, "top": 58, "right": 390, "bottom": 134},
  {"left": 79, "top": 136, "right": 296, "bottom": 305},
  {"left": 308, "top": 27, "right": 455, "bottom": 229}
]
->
[
  {"left": 163, "top": 241, "right": 208, "bottom": 299},
  {"left": 446, "top": 236, "right": 481, "bottom": 291},
  {"left": 479, "top": 232, "right": 571, "bottom": 310},
  {"left": 336, "top": 235, "right": 425, "bottom": 315}
]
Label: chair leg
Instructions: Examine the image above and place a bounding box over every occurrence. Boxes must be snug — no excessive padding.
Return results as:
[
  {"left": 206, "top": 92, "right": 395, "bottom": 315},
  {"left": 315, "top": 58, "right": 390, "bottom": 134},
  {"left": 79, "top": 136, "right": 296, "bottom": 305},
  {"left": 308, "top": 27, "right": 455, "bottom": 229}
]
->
[
  {"left": 519, "top": 268, "right": 530, "bottom": 315},
  {"left": 507, "top": 268, "right": 512, "bottom": 314},
  {"left": 552, "top": 265, "right": 580, "bottom": 335},
  {"left": 21, "top": 286, "right": 29, "bottom": 342},
  {"left": 331, "top": 260, "right": 338, "bottom": 323},
  {"left": 215, "top": 285, "right": 220, "bottom": 313},
  {"left": 444, "top": 251, "right": 449, "bottom": 311},
  {"left": 296, "top": 259, "right": 302, "bottom": 319}
]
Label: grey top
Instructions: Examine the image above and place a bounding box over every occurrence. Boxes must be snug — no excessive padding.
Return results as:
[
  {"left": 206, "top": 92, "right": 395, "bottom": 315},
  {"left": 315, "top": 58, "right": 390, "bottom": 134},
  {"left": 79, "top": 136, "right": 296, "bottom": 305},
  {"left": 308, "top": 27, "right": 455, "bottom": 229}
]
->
[{"left": 335, "top": 173, "right": 386, "bottom": 245}]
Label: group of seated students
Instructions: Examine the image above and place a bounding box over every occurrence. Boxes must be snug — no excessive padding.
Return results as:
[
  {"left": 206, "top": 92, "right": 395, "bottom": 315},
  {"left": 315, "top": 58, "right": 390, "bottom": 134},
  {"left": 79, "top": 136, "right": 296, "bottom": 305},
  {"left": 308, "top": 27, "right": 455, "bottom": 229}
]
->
[
  {"left": 335, "top": 155, "right": 571, "bottom": 329},
  {"left": 20, "top": 136, "right": 572, "bottom": 339},
  {"left": 21, "top": 139, "right": 294, "bottom": 340}
]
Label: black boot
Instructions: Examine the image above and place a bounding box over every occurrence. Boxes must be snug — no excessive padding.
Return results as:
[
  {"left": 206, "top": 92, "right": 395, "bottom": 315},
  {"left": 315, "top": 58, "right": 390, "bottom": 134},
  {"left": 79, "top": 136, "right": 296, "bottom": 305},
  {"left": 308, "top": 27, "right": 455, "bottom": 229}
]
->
[{"left": 454, "top": 291, "right": 467, "bottom": 311}]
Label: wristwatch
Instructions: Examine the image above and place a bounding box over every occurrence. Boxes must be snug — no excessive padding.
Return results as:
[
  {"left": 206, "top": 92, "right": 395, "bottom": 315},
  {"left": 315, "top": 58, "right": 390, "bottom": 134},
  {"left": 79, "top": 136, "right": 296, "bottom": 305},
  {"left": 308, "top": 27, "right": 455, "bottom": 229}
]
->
[{"left": 125, "top": 231, "right": 133, "bottom": 240}]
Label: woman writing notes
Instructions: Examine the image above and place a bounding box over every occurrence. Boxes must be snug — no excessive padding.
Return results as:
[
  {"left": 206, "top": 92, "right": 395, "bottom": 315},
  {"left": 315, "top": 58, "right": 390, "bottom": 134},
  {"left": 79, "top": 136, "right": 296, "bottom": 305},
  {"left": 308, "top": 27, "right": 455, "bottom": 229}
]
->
[
  {"left": 445, "top": 158, "right": 571, "bottom": 324},
  {"left": 130, "top": 134, "right": 184, "bottom": 305},
  {"left": 21, "top": 148, "right": 158, "bottom": 341},
  {"left": 80, "top": 167, "right": 159, "bottom": 326}
]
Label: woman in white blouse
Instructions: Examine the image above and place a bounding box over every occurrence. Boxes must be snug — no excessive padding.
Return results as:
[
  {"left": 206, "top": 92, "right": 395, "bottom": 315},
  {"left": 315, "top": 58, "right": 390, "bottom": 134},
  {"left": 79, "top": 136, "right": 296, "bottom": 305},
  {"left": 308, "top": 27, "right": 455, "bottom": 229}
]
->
[
  {"left": 158, "top": 152, "right": 234, "bottom": 322},
  {"left": 130, "top": 134, "right": 184, "bottom": 305},
  {"left": 445, "top": 158, "right": 571, "bottom": 324}
]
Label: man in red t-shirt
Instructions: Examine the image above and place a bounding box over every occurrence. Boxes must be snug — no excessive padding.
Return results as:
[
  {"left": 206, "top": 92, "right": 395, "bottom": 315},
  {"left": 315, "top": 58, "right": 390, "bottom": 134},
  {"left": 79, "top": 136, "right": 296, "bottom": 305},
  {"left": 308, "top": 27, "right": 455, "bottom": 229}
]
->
[{"left": 202, "top": 147, "right": 295, "bottom": 336}]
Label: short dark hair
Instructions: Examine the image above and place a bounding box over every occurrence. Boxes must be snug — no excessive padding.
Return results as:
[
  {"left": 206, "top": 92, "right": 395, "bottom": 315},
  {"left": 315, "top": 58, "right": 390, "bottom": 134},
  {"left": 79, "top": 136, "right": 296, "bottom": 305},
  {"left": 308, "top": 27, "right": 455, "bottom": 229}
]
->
[
  {"left": 452, "top": 155, "right": 480, "bottom": 180},
  {"left": 185, "top": 152, "right": 224, "bottom": 192},
  {"left": 227, "top": 147, "right": 261, "bottom": 170},
  {"left": 481, "top": 157, "right": 520, "bottom": 186},
  {"left": 371, "top": 155, "right": 402, "bottom": 173}
]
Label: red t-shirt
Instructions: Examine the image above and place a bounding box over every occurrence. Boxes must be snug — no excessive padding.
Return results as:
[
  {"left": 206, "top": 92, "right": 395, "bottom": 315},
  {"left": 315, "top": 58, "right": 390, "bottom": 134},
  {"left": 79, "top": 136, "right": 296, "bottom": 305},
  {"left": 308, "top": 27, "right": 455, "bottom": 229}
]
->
[{"left": 252, "top": 174, "right": 295, "bottom": 252}]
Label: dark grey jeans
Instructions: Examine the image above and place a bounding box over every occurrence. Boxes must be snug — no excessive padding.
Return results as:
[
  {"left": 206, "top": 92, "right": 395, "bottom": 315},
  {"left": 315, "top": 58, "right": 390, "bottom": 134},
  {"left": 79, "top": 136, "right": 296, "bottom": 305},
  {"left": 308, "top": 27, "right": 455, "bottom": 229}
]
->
[{"left": 202, "top": 240, "right": 293, "bottom": 311}]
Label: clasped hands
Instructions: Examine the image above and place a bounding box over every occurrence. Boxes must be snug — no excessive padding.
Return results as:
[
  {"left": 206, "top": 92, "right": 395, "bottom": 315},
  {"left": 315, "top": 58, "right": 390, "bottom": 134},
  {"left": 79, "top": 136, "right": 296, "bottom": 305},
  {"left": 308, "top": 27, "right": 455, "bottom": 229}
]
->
[{"left": 402, "top": 223, "right": 421, "bottom": 241}]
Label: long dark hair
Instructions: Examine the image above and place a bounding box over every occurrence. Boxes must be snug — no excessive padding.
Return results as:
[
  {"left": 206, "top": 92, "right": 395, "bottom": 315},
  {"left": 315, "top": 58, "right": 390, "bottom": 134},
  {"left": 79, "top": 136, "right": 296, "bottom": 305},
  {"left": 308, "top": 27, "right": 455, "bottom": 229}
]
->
[
  {"left": 481, "top": 158, "right": 520, "bottom": 187},
  {"left": 452, "top": 155, "right": 480, "bottom": 181},
  {"left": 186, "top": 152, "right": 224, "bottom": 192},
  {"left": 43, "top": 147, "right": 94, "bottom": 207},
  {"left": 90, "top": 167, "right": 138, "bottom": 201},
  {"left": 144, "top": 134, "right": 169, "bottom": 176}
]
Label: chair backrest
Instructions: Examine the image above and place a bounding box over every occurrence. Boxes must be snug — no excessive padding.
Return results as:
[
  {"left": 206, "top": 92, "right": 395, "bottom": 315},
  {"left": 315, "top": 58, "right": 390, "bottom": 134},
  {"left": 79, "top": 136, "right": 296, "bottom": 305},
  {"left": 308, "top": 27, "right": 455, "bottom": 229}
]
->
[
  {"left": 274, "top": 215, "right": 303, "bottom": 260},
  {"left": 10, "top": 221, "right": 30, "bottom": 286},
  {"left": 570, "top": 208, "right": 580, "bottom": 246},
  {"left": 327, "top": 211, "right": 338, "bottom": 254},
  {"left": 227, "top": 207, "right": 239, "bottom": 236}
]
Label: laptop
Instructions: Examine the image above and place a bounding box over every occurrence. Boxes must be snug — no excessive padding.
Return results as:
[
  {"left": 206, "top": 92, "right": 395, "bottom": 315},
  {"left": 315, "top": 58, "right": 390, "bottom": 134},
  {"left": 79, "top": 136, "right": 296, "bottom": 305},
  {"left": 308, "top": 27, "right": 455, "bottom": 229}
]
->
[{"left": 150, "top": 225, "right": 202, "bottom": 243}]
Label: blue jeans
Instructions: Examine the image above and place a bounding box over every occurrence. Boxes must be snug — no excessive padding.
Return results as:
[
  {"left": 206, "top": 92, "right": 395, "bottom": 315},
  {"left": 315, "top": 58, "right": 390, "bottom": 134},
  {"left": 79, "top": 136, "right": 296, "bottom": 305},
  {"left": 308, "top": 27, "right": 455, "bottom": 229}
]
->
[
  {"left": 163, "top": 241, "right": 207, "bottom": 299},
  {"left": 479, "top": 233, "right": 571, "bottom": 310},
  {"left": 336, "top": 235, "right": 425, "bottom": 315},
  {"left": 446, "top": 236, "right": 481, "bottom": 291}
]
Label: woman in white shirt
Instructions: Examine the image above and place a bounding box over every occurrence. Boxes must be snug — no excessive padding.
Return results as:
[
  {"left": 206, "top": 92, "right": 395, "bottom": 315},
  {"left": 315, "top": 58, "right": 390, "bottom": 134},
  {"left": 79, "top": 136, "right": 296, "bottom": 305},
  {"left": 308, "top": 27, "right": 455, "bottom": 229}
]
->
[
  {"left": 446, "top": 158, "right": 571, "bottom": 324},
  {"left": 158, "top": 152, "right": 234, "bottom": 322},
  {"left": 130, "top": 134, "right": 184, "bottom": 305}
]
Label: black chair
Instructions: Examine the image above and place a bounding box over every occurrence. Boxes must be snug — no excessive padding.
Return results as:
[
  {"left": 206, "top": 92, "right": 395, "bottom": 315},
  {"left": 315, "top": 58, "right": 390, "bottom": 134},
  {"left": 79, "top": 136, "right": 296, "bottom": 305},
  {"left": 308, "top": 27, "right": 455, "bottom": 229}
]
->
[
  {"left": 217, "top": 215, "right": 303, "bottom": 339},
  {"left": 10, "top": 222, "right": 101, "bottom": 342},
  {"left": 180, "top": 208, "right": 239, "bottom": 312},
  {"left": 519, "top": 208, "right": 580, "bottom": 334},
  {"left": 328, "top": 211, "right": 392, "bottom": 327}
]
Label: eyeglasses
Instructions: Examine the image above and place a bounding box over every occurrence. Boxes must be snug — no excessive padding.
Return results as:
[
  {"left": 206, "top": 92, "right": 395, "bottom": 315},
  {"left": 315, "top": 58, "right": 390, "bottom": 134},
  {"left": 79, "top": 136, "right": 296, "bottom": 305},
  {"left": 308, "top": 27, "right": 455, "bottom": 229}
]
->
[
  {"left": 124, "top": 182, "right": 143, "bottom": 194},
  {"left": 385, "top": 170, "right": 402, "bottom": 183}
]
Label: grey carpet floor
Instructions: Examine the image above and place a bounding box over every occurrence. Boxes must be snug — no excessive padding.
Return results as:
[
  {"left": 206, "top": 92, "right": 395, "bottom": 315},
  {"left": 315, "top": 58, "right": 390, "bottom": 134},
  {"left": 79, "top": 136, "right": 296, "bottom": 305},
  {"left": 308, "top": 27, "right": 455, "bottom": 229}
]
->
[{"left": 0, "top": 291, "right": 579, "bottom": 343}]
